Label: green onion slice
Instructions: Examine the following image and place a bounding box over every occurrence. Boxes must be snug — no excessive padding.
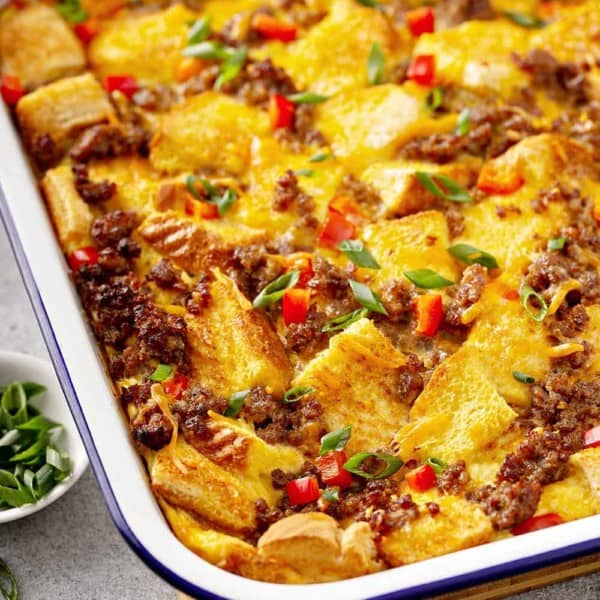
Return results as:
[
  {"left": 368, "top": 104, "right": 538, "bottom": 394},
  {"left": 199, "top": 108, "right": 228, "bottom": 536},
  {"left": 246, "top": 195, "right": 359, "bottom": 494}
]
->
[
  {"left": 425, "top": 87, "right": 444, "bottom": 112},
  {"left": 520, "top": 285, "right": 548, "bottom": 322},
  {"left": 415, "top": 172, "right": 472, "bottom": 203},
  {"left": 349, "top": 279, "right": 388, "bottom": 315},
  {"left": 282, "top": 386, "right": 315, "bottom": 404},
  {"left": 355, "top": 0, "right": 382, "bottom": 7},
  {"left": 426, "top": 457, "right": 446, "bottom": 474},
  {"left": 253, "top": 270, "right": 300, "bottom": 309},
  {"left": 188, "top": 16, "right": 211, "bottom": 44},
  {"left": 343, "top": 452, "right": 403, "bottom": 480},
  {"left": 287, "top": 92, "right": 329, "bottom": 104},
  {"left": 56, "top": 0, "right": 87, "bottom": 23},
  {"left": 513, "top": 371, "right": 535, "bottom": 384},
  {"left": 150, "top": 364, "right": 173, "bottom": 382},
  {"left": 548, "top": 237, "right": 566, "bottom": 251},
  {"left": 224, "top": 390, "right": 250, "bottom": 418},
  {"left": 367, "top": 42, "right": 385, "bottom": 86},
  {"left": 183, "top": 40, "right": 229, "bottom": 60},
  {"left": 338, "top": 240, "right": 380, "bottom": 269},
  {"left": 321, "top": 487, "right": 340, "bottom": 503},
  {"left": 455, "top": 108, "right": 471, "bottom": 136},
  {"left": 308, "top": 152, "right": 331, "bottom": 163},
  {"left": 215, "top": 45, "right": 247, "bottom": 89},
  {"left": 319, "top": 426, "right": 352, "bottom": 456},
  {"left": 0, "top": 383, "right": 27, "bottom": 429},
  {"left": 503, "top": 11, "right": 546, "bottom": 28},
  {"left": 46, "top": 446, "right": 70, "bottom": 472},
  {"left": 0, "top": 558, "right": 18, "bottom": 600},
  {"left": 185, "top": 176, "right": 238, "bottom": 215},
  {"left": 293, "top": 169, "right": 316, "bottom": 177},
  {"left": 404, "top": 269, "right": 453, "bottom": 289},
  {"left": 322, "top": 307, "right": 369, "bottom": 333},
  {"left": 447, "top": 243, "right": 499, "bottom": 269}
]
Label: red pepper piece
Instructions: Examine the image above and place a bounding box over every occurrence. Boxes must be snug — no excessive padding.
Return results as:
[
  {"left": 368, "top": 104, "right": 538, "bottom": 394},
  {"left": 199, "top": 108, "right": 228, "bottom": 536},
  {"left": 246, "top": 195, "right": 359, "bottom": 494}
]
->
[
  {"left": 269, "top": 93, "right": 295, "bottom": 129},
  {"left": 318, "top": 210, "right": 355, "bottom": 248},
  {"left": 102, "top": 75, "right": 138, "bottom": 99},
  {"left": 414, "top": 294, "right": 443, "bottom": 336},
  {"left": 583, "top": 425, "right": 600, "bottom": 449},
  {"left": 282, "top": 288, "right": 311, "bottom": 326},
  {"left": 315, "top": 451, "right": 353, "bottom": 489},
  {"left": 184, "top": 195, "right": 219, "bottom": 219},
  {"left": 286, "top": 476, "right": 320, "bottom": 505},
  {"left": 405, "top": 7, "right": 435, "bottom": 36},
  {"left": 74, "top": 19, "right": 99, "bottom": 44},
  {"left": 511, "top": 513, "right": 564, "bottom": 536},
  {"left": 405, "top": 463, "right": 437, "bottom": 492},
  {"left": 477, "top": 164, "right": 525, "bottom": 195},
  {"left": 163, "top": 373, "right": 189, "bottom": 400},
  {"left": 253, "top": 13, "right": 297, "bottom": 42},
  {"left": 0, "top": 75, "right": 25, "bottom": 106},
  {"left": 283, "top": 253, "right": 314, "bottom": 287},
  {"left": 67, "top": 246, "right": 99, "bottom": 271},
  {"left": 407, "top": 54, "right": 436, "bottom": 87}
]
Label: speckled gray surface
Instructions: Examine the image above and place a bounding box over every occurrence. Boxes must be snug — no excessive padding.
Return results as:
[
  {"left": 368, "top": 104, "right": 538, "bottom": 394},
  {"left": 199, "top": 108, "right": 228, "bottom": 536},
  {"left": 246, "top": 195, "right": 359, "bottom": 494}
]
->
[{"left": 0, "top": 225, "right": 597, "bottom": 600}]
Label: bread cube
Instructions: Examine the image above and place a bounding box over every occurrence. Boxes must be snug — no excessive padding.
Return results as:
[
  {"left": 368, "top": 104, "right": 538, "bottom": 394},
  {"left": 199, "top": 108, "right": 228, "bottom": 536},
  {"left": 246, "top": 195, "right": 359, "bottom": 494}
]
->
[{"left": 0, "top": 3, "right": 85, "bottom": 89}]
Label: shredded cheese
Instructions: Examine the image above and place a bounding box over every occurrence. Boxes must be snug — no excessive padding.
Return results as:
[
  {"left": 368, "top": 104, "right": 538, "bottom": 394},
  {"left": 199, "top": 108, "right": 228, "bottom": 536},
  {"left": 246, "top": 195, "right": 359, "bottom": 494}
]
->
[
  {"left": 547, "top": 343, "right": 585, "bottom": 358},
  {"left": 547, "top": 279, "right": 581, "bottom": 316}
]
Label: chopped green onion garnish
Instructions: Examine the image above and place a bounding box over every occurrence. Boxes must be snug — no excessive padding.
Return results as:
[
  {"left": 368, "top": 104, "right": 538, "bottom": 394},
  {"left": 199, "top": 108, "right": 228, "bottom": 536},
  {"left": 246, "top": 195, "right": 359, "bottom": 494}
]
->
[
  {"left": 343, "top": 452, "right": 403, "bottom": 480},
  {"left": 45, "top": 446, "right": 70, "bottom": 473},
  {"left": 349, "top": 279, "right": 388, "bottom": 315},
  {"left": 426, "top": 457, "right": 446, "bottom": 474},
  {"left": 308, "top": 152, "right": 331, "bottom": 163},
  {"left": 319, "top": 426, "right": 352, "bottom": 455},
  {"left": 447, "top": 243, "right": 499, "bottom": 269},
  {"left": 355, "top": 0, "right": 382, "bottom": 7},
  {"left": 415, "top": 172, "right": 472, "bottom": 203},
  {"left": 321, "top": 307, "right": 369, "bottom": 333},
  {"left": 425, "top": 87, "right": 444, "bottom": 112},
  {"left": 224, "top": 390, "right": 250, "bottom": 418},
  {"left": 503, "top": 11, "right": 546, "bottom": 28},
  {"left": 185, "top": 175, "right": 238, "bottom": 216},
  {"left": 455, "top": 108, "right": 471, "bottom": 136},
  {"left": 0, "top": 558, "right": 18, "bottom": 600},
  {"left": 216, "top": 45, "right": 247, "bottom": 89},
  {"left": 282, "top": 386, "right": 315, "bottom": 404},
  {"left": 293, "top": 169, "right": 316, "bottom": 177},
  {"left": 548, "top": 237, "right": 566, "bottom": 251},
  {"left": 287, "top": 92, "right": 329, "bottom": 104},
  {"left": 253, "top": 270, "right": 301, "bottom": 309},
  {"left": 367, "top": 42, "right": 385, "bottom": 86},
  {"left": 513, "top": 371, "right": 535, "bottom": 384},
  {"left": 404, "top": 269, "right": 453, "bottom": 289},
  {"left": 56, "top": 0, "right": 87, "bottom": 23},
  {"left": 150, "top": 364, "right": 173, "bottom": 382},
  {"left": 183, "top": 40, "right": 230, "bottom": 60},
  {"left": 520, "top": 285, "right": 548, "bottom": 322},
  {"left": 187, "top": 16, "right": 211, "bottom": 44},
  {"left": 338, "top": 240, "right": 380, "bottom": 269},
  {"left": 321, "top": 487, "right": 340, "bottom": 503}
]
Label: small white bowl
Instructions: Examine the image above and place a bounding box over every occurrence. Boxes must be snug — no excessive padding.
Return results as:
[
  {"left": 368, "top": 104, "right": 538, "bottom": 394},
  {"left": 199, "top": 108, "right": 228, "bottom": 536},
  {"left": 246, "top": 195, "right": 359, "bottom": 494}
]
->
[{"left": 0, "top": 350, "right": 88, "bottom": 523}]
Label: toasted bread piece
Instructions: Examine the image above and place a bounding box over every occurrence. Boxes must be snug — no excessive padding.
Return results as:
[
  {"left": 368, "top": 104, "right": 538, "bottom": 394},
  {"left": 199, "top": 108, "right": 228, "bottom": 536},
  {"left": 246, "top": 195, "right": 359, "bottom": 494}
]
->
[
  {"left": 379, "top": 495, "right": 493, "bottom": 566},
  {"left": 570, "top": 448, "right": 600, "bottom": 504},
  {"left": 293, "top": 318, "right": 408, "bottom": 454},
  {"left": 17, "top": 73, "right": 115, "bottom": 148},
  {"left": 41, "top": 166, "right": 94, "bottom": 252},
  {"left": 0, "top": 3, "right": 85, "bottom": 89}
]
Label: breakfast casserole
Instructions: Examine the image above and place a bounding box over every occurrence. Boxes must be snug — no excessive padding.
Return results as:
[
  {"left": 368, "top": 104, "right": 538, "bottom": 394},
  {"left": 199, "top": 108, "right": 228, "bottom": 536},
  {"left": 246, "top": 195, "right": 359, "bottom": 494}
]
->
[{"left": 1, "top": 0, "right": 599, "bottom": 584}]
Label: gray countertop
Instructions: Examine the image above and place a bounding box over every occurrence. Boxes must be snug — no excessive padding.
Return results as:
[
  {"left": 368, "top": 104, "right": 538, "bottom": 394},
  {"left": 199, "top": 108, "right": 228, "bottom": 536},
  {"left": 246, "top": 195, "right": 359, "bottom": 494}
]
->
[{"left": 0, "top": 226, "right": 597, "bottom": 600}]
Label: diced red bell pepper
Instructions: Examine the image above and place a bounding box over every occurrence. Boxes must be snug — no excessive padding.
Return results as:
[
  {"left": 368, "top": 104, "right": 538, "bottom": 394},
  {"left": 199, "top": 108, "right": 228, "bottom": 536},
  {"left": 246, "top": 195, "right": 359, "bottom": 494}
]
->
[
  {"left": 1, "top": 75, "right": 25, "bottom": 106},
  {"left": 329, "top": 195, "right": 367, "bottom": 225},
  {"left": 282, "top": 288, "right": 311, "bottom": 326},
  {"left": 315, "top": 451, "right": 353, "bottom": 489},
  {"left": 407, "top": 54, "right": 436, "bottom": 87},
  {"left": 414, "top": 294, "right": 443, "bottom": 336},
  {"left": 477, "top": 165, "right": 525, "bottom": 195},
  {"left": 68, "top": 246, "right": 99, "bottom": 271},
  {"left": 405, "top": 463, "right": 437, "bottom": 492},
  {"left": 583, "top": 425, "right": 600, "bottom": 449},
  {"left": 102, "top": 75, "right": 138, "bottom": 99},
  {"left": 74, "top": 19, "right": 99, "bottom": 44},
  {"left": 318, "top": 210, "right": 355, "bottom": 248},
  {"left": 405, "top": 7, "right": 435, "bottom": 36},
  {"left": 163, "top": 373, "right": 189, "bottom": 400},
  {"left": 184, "top": 195, "right": 219, "bottom": 219},
  {"left": 286, "top": 476, "right": 320, "bottom": 505},
  {"left": 502, "top": 289, "right": 520, "bottom": 301},
  {"left": 511, "top": 513, "right": 564, "bottom": 536},
  {"left": 269, "top": 93, "right": 295, "bottom": 129},
  {"left": 253, "top": 13, "right": 297, "bottom": 42},
  {"left": 283, "top": 253, "right": 314, "bottom": 287}
]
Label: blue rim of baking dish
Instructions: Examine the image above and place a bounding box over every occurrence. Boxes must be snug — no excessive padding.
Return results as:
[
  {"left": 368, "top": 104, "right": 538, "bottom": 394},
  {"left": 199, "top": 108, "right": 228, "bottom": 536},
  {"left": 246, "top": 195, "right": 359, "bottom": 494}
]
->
[{"left": 1, "top": 184, "right": 599, "bottom": 600}]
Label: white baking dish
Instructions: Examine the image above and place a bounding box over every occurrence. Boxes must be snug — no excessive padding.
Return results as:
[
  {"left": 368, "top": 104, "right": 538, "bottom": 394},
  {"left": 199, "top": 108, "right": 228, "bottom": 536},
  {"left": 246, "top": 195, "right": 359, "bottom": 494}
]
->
[{"left": 0, "top": 101, "right": 598, "bottom": 600}]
